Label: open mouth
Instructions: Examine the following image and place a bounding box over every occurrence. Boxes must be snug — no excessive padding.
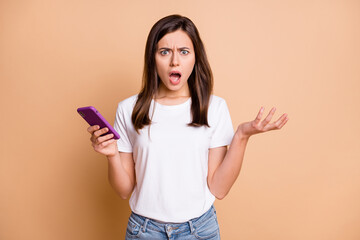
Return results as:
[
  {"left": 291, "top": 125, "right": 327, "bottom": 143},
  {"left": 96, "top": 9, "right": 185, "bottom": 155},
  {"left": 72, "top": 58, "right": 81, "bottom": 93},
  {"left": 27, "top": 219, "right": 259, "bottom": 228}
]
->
[{"left": 169, "top": 71, "right": 182, "bottom": 85}]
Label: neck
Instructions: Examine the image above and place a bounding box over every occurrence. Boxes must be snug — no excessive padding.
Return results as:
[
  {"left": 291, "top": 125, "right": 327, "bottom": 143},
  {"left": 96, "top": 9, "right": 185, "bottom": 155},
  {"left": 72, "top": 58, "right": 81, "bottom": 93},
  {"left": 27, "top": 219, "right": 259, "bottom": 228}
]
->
[{"left": 156, "top": 83, "right": 190, "bottom": 99}]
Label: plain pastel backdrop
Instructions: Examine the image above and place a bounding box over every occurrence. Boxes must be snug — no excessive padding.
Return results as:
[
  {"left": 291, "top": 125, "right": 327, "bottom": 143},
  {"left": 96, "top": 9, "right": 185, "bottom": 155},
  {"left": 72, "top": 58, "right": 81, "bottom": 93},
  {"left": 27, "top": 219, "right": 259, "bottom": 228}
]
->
[{"left": 1, "top": 0, "right": 359, "bottom": 239}]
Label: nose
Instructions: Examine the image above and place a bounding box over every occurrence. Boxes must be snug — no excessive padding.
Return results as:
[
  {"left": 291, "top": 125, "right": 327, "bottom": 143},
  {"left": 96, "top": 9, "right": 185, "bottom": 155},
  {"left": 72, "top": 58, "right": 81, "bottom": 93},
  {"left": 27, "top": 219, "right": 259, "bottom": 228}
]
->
[{"left": 170, "top": 52, "right": 180, "bottom": 67}]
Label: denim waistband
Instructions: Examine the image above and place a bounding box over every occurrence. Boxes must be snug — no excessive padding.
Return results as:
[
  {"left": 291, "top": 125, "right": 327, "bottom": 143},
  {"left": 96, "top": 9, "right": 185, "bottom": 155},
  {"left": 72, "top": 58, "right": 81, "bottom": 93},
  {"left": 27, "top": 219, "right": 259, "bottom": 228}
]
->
[{"left": 129, "top": 205, "right": 216, "bottom": 234}]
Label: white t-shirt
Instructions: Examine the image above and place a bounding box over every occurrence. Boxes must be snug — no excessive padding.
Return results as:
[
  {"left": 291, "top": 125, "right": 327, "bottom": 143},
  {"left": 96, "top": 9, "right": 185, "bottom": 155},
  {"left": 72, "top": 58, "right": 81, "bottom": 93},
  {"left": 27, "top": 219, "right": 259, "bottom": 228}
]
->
[{"left": 114, "top": 94, "right": 234, "bottom": 223}]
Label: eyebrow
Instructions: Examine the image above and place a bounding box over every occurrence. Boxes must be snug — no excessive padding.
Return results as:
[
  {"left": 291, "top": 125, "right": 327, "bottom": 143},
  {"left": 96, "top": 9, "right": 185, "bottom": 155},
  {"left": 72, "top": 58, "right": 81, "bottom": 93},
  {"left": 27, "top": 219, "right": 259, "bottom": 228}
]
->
[{"left": 158, "top": 47, "right": 191, "bottom": 51}]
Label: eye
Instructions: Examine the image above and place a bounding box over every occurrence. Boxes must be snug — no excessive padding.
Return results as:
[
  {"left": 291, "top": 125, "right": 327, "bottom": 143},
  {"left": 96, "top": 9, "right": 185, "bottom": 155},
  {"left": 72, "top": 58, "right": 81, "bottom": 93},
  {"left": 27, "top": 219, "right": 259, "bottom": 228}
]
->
[
  {"left": 180, "top": 50, "right": 189, "bottom": 55},
  {"left": 160, "top": 50, "right": 169, "bottom": 55}
]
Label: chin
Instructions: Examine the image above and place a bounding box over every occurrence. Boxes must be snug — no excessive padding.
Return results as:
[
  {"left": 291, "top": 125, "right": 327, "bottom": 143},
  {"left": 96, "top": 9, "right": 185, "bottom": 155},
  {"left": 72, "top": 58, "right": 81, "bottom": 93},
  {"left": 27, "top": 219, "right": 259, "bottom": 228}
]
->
[{"left": 169, "top": 82, "right": 186, "bottom": 91}]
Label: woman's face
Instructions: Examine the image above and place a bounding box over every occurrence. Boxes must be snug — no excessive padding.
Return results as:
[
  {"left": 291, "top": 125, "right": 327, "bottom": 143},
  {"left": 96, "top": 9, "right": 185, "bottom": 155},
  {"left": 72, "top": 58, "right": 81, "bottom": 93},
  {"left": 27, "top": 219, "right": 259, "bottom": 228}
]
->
[{"left": 155, "top": 29, "right": 195, "bottom": 96}]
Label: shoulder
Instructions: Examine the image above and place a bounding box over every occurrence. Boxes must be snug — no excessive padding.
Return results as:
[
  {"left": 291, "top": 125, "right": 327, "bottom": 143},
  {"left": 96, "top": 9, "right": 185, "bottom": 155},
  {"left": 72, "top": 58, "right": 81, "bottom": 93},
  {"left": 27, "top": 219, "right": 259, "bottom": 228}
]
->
[
  {"left": 209, "top": 95, "right": 228, "bottom": 110},
  {"left": 208, "top": 95, "right": 231, "bottom": 123},
  {"left": 117, "top": 94, "right": 138, "bottom": 113},
  {"left": 208, "top": 95, "right": 233, "bottom": 131}
]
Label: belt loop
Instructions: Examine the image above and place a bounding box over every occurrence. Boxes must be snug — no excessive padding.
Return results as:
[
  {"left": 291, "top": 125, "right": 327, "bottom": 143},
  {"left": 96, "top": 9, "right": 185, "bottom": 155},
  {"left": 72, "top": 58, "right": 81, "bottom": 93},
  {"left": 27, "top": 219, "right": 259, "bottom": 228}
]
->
[
  {"left": 188, "top": 220, "right": 195, "bottom": 233},
  {"left": 141, "top": 218, "right": 149, "bottom": 233},
  {"left": 212, "top": 204, "right": 217, "bottom": 214}
]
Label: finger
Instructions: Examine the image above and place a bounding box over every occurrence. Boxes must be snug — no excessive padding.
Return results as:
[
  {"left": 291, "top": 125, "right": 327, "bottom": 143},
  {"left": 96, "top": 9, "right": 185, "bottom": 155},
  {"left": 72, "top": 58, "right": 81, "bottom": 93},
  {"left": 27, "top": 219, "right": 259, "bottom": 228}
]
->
[
  {"left": 264, "top": 113, "right": 286, "bottom": 131},
  {"left": 87, "top": 125, "right": 100, "bottom": 134},
  {"left": 94, "top": 138, "right": 116, "bottom": 149},
  {"left": 278, "top": 116, "right": 289, "bottom": 129},
  {"left": 92, "top": 138, "right": 116, "bottom": 151},
  {"left": 96, "top": 133, "right": 114, "bottom": 144},
  {"left": 260, "top": 107, "right": 276, "bottom": 128},
  {"left": 100, "top": 138, "right": 116, "bottom": 148},
  {"left": 273, "top": 113, "right": 288, "bottom": 129},
  {"left": 90, "top": 127, "right": 109, "bottom": 143},
  {"left": 94, "top": 127, "right": 109, "bottom": 138},
  {"left": 254, "top": 107, "right": 265, "bottom": 124}
]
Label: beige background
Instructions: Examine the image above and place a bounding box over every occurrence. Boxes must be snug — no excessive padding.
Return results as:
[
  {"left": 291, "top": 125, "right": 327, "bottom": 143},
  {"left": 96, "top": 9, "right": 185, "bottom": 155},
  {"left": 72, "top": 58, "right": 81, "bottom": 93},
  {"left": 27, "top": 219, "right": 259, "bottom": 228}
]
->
[{"left": 1, "top": 0, "right": 359, "bottom": 239}]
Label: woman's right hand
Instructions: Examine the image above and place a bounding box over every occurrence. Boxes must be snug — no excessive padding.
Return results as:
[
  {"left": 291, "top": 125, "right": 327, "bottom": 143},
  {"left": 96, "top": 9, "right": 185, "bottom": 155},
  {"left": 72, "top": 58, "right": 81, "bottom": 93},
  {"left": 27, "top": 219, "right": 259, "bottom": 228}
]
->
[{"left": 87, "top": 125, "right": 118, "bottom": 157}]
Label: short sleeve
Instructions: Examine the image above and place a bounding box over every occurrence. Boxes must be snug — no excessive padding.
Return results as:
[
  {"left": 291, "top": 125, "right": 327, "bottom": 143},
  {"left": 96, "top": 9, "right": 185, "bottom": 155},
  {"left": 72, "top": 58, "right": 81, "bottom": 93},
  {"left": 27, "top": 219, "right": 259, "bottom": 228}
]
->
[
  {"left": 113, "top": 103, "right": 133, "bottom": 153},
  {"left": 209, "top": 98, "right": 234, "bottom": 148}
]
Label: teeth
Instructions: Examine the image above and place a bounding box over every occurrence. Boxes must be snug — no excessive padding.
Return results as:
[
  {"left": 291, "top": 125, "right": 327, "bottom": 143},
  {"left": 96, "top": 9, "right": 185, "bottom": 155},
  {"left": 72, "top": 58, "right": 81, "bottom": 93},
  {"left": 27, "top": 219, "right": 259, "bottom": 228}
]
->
[{"left": 170, "top": 73, "right": 181, "bottom": 82}]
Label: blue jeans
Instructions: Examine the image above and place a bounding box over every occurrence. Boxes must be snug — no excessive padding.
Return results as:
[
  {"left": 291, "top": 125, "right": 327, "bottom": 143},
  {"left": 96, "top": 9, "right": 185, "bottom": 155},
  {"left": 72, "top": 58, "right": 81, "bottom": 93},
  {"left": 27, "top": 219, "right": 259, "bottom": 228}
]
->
[{"left": 125, "top": 205, "right": 221, "bottom": 240}]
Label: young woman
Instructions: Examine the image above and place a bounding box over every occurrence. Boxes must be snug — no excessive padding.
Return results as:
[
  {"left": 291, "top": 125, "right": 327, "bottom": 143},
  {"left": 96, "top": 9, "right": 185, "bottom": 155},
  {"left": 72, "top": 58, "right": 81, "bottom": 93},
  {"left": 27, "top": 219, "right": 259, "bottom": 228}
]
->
[{"left": 87, "top": 15, "right": 288, "bottom": 240}]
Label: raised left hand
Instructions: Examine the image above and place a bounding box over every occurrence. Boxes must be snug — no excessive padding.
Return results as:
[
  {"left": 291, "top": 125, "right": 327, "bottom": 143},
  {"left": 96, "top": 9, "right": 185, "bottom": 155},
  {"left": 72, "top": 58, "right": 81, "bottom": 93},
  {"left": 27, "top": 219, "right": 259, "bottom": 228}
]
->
[{"left": 237, "top": 107, "right": 289, "bottom": 139}]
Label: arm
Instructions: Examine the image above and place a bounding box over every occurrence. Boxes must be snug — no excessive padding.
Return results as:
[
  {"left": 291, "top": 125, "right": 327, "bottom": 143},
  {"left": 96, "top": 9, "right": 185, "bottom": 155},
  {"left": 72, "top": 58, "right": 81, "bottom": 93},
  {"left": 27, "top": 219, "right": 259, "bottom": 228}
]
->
[
  {"left": 88, "top": 125, "right": 136, "bottom": 200},
  {"left": 208, "top": 107, "right": 289, "bottom": 200},
  {"left": 107, "top": 152, "right": 136, "bottom": 200},
  {"left": 207, "top": 134, "right": 249, "bottom": 200}
]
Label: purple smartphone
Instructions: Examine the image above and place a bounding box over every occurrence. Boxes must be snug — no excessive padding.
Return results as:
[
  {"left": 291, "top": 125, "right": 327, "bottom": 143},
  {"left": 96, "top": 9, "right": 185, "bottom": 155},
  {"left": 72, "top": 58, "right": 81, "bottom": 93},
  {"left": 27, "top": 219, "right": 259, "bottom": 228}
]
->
[{"left": 77, "top": 106, "right": 120, "bottom": 140}]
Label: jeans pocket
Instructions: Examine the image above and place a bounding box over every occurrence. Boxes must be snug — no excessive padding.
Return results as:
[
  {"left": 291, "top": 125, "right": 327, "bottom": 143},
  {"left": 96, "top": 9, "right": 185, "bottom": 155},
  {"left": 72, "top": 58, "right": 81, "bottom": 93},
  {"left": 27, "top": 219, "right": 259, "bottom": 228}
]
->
[
  {"left": 126, "top": 216, "right": 143, "bottom": 239},
  {"left": 194, "top": 217, "right": 219, "bottom": 240}
]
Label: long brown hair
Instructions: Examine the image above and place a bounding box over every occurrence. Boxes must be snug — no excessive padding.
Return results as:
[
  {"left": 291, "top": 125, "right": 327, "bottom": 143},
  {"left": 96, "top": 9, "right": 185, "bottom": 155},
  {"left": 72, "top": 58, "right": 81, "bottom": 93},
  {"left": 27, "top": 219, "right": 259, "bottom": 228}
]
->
[{"left": 132, "top": 14, "right": 213, "bottom": 133}]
